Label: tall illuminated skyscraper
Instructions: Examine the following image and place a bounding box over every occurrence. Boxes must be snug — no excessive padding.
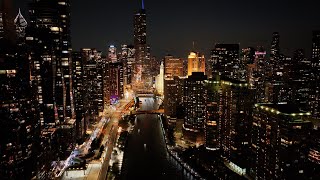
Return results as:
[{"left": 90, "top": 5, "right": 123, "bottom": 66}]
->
[
  {"left": 211, "top": 44, "right": 240, "bottom": 79},
  {"left": 134, "top": 0, "right": 148, "bottom": 67},
  {"left": 14, "top": 9, "right": 27, "bottom": 38},
  {"left": 187, "top": 52, "right": 205, "bottom": 76},
  {"left": 28, "top": 0, "right": 75, "bottom": 124},
  {"left": 270, "top": 32, "right": 280, "bottom": 77},
  {"left": 183, "top": 72, "right": 207, "bottom": 132},
  {"left": 133, "top": 0, "right": 152, "bottom": 87},
  {"left": 218, "top": 78, "right": 253, "bottom": 174},
  {"left": 311, "top": 31, "right": 320, "bottom": 119},
  {"left": 0, "top": 0, "right": 15, "bottom": 43}
]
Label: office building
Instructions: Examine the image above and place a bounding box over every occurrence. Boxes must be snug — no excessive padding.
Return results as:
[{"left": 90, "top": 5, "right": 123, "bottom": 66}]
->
[
  {"left": 82, "top": 48, "right": 104, "bottom": 120},
  {"left": 270, "top": 32, "right": 280, "bottom": 77},
  {"left": 292, "top": 49, "right": 313, "bottom": 112},
  {"left": 134, "top": 0, "right": 151, "bottom": 78},
  {"left": 14, "top": 9, "right": 27, "bottom": 38},
  {"left": 29, "top": 0, "right": 75, "bottom": 124},
  {"left": 211, "top": 44, "right": 240, "bottom": 79},
  {"left": 107, "top": 62, "right": 124, "bottom": 104},
  {"left": 164, "top": 55, "right": 184, "bottom": 78},
  {"left": 0, "top": 40, "right": 40, "bottom": 179},
  {"left": 108, "top": 45, "right": 117, "bottom": 63},
  {"left": 0, "top": 0, "right": 16, "bottom": 43},
  {"left": 72, "top": 51, "right": 85, "bottom": 141},
  {"left": 240, "top": 47, "right": 256, "bottom": 80},
  {"left": 187, "top": 52, "right": 205, "bottom": 76},
  {"left": 311, "top": 31, "right": 320, "bottom": 119}
]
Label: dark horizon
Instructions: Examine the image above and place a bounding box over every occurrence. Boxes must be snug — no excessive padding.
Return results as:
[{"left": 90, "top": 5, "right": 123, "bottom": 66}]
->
[{"left": 14, "top": 0, "right": 320, "bottom": 59}]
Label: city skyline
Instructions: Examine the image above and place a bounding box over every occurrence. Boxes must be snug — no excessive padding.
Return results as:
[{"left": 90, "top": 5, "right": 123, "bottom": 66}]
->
[{"left": 14, "top": 0, "right": 320, "bottom": 58}]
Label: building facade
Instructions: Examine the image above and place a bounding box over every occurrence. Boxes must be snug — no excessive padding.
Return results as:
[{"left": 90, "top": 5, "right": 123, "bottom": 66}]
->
[
  {"left": 211, "top": 44, "right": 240, "bottom": 79},
  {"left": 218, "top": 78, "right": 253, "bottom": 174},
  {"left": 183, "top": 72, "right": 207, "bottom": 132},
  {"left": 250, "top": 104, "right": 312, "bottom": 179},
  {"left": 187, "top": 52, "right": 205, "bottom": 76}
]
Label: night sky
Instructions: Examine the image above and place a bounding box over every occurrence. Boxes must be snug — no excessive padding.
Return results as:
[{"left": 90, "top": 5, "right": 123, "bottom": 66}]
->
[{"left": 15, "top": 0, "right": 320, "bottom": 59}]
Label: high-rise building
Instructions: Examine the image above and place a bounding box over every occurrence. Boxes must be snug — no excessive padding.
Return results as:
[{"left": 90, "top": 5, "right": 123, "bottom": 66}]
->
[
  {"left": 164, "top": 55, "right": 184, "bottom": 78},
  {"left": 183, "top": 72, "right": 207, "bottom": 132},
  {"left": 0, "top": 0, "right": 16, "bottom": 43},
  {"left": 72, "top": 51, "right": 85, "bottom": 141},
  {"left": 250, "top": 104, "right": 312, "bottom": 179},
  {"left": 250, "top": 49, "right": 267, "bottom": 103},
  {"left": 205, "top": 79, "right": 220, "bottom": 151},
  {"left": 126, "top": 45, "right": 135, "bottom": 84},
  {"left": 240, "top": 47, "right": 256, "bottom": 80},
  {"left": 82, "top": 48, "right": 104, "bottom": 121},
  {"left": 218, "top": 78, "right": 253, "bottom": 175},
  {"left": 29, "top": 0, "right": 75, "bottom": 124},
  {"left": 187, "top": 52, "right": 205, "bottom": 76},
  {"left": 107, "top": 62, "right": 124, "bottom": 104},
  {"left": 164, "top": 76, "right": 185, "bottom": 118},
  {"left": 270, "top": 32, "right": 280, "bottom": 77},
  {"left": 292, "top": 49, "right": 313, "bottom": 112},
  {"left": 211, "top": 44, "right": 240, "bottom": 79},
  {"left": 134, "top": 0, "right": 150, "bottom": 75},
  {"left": 108, "top": 45, "right": 117, "bottom": 63},
  {"left": 311, "top": 31, "right": 320, "bottom": 119},
  {"left": 0, "top": 41, "right": 40, "bottom": 179},
  {"left": 14, "top": 9, "right": 27, "bottom": 38},
  {"left": 0, "top": 12, "right": 3, "bottom": 39}
]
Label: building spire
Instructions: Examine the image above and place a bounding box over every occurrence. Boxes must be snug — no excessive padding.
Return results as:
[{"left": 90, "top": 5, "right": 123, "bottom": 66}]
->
[{"left": 142, "top": 0, "right": 145, "bottom": 10}]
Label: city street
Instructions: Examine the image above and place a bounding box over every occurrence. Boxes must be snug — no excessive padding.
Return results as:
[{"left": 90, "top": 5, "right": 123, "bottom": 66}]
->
[{"left": 62, "top": 99, "right": 131, "bottom": 180}]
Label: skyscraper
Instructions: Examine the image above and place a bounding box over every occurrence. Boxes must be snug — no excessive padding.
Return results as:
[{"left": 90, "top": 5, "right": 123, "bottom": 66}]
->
[
  {"left": 72, "top": 51, "right": 85, "bottom": 141},
  {"left": 29, "top": 0, "right": 74, "bottom": 124},
  {"left": 187, "top": 52, "right": 205, "bottom": 76},
  {"left": 211, "top": 44, "right": 240, "bottom": 79},
  {"left": 0, "top": 12, "right": 3, "bottom": 39},
  {"left": 164, "top": 55, "right": 184, "bottom": 78},
  {"left": 14, "top": 9, "right": 27, "bottom": 38},
  {"left": 0, "top": 0, "right": 16, "bottom": 44},
  {"left": 132, "top": 1, "right": 152, "bottom": 88},
  {"left": 81, "top": 48, "right": 105, "bottom": 121},
  {"left": 134, "top": 0, "right": 149, "bottom": 73},
  {"left": 311, "top": 31, "right": 320, "bottom": 119},
  {"left": 107, "top": 62, "right": 124, "bottom": 104},
  {"left": 218, "top": 78, "right": 253, "bottom": 175},
  {"left": 0, "top": 37, "right": 40, "bottom": 179},
  {"left": 205, "top": 79, "right": 220, "bottom": 150},
  {"left": 183, "top": 72, "right": 207, "bottom": 132},
  {"left": 292, "top": 49, "right": 313, "bottom": 112},
  {"left": 270, "top": 32, "right": 280, "bottom": 77}
]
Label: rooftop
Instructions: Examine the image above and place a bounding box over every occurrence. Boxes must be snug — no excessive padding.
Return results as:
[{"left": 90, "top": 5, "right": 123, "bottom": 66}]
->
[{"left": 255, "top": 103, "right": 311, "bottom": 116}]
